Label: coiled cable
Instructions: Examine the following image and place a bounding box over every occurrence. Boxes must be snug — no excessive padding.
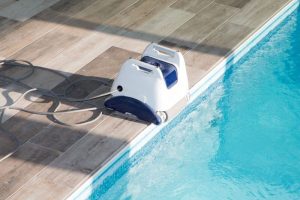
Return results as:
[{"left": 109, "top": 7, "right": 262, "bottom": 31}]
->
[
  {"left": 0, "top": 59, "right": 116, "bottom": 162},
  {"left": 0, "top": 59, "right": 116, "bottom": 124}
]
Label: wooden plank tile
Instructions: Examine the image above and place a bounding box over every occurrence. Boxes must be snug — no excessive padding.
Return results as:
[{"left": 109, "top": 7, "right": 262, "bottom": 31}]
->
[
  {"left": 202, "top": 23, "right": 253, "bottom": 51},
  {"left": 0, "top": 0, "right": 61, "bottom": 22},
  {"left": 28, "top": 123, "right": 94, "bottom": 154},
  {"left": 115, "top": 7, "right": 194, "bottom": 53},
  {"left": 0, "top": 142, "right": 59, "bottom": 200},
  {"left": 10, "top": 30, "right": 80, "bottom": 66},
  {"left": 170, "top": 0, "right": 214, "bottom": 13},
  {"left": 184, "top": 22, "right": 253, "bottom": 86},
  {"left": 127, "top": 0, "right": 179, "bottom": 29},
  {"left": 5, "top": 116, "right": 147, "bottom": 200},
  {"left": 7, "top": 178, "right": 73, "bottom": 200},
  {"left": 74, "top": 0, "right": 138, "bottom": 25},
  {"left": 105, "top": 0, "right": 176, "bottom": 29},
  {"left": 135, "top": 7, "right": 194, "bottom": 37},
  {"left": 216, "top": 0, "right": 250, "bottom": 8},
  {"left": 161, "top": 2, "right": 239, "bottom": 52},
  {"left": 0, "top": 9, "right": 65, "bottom": 58},
  {"left": 229, "top": 0, "right": 289, "bottom": 28},
  {"left": 43, "top": 31, "right": 122, "bottom": 73}
]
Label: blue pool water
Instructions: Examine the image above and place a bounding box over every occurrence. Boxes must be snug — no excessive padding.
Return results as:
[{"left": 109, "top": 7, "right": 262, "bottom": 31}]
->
[{"left": 90, "top": 9, "right": 300, "bottom": 200}]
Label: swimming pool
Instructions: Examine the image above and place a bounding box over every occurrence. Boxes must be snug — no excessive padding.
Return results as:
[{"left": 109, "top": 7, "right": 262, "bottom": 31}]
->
[{"left": 88, "top": 5, "right": 300, "bottom": 200}]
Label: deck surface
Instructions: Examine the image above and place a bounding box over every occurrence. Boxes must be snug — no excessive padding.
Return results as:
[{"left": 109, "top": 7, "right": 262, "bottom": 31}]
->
[{"left": 0, "top": 0, "right": 293, "bottom": 199}]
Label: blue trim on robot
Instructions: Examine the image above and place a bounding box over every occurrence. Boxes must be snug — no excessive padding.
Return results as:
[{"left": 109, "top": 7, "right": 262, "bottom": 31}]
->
[
  {"left": 141, "top": 56, "right": 178, "bottom": 88},
  {"left": 104, "top": 96, "right": 162, "bottom": 125}
]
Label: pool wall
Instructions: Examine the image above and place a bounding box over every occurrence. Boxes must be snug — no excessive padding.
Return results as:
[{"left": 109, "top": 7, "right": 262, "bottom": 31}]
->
[{"left": 68, "top": 1, "right": 299, "bottom": 199}]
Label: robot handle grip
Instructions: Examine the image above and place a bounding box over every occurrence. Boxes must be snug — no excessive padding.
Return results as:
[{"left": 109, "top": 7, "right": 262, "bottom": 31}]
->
[{"left": 152, "top": 44, "right": 176, "bottom": 58}]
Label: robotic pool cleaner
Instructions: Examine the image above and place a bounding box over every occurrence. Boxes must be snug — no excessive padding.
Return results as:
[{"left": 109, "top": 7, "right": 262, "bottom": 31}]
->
[{"left": 104, "top": 43, "right": 189, "bottom": 125}]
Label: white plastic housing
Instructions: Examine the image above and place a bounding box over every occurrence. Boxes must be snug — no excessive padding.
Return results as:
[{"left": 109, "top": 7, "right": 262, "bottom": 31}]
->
[{"left": 110, "top": 43, "right": 189, "bottom": 112}]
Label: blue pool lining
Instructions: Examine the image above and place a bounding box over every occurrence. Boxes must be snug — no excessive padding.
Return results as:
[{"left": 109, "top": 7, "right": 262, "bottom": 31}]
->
[{"left": 67, "top": 1, "right": 299, "bottom": 199}]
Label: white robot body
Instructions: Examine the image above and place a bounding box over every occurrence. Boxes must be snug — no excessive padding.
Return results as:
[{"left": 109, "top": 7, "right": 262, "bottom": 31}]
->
[{"left": 105, "top": 43, "right": 189, "bottom": 125}]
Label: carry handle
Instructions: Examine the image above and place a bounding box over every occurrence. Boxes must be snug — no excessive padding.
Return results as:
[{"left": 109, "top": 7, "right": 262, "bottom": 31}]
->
[
  {"left": 151, "top": 43, "right": 176, "bottom": 58},
  {"left": 153, "top": 46, "right": 176, "bottom": 58},
  {"left": 132, "top": 63, "right": 153, "bottom": 73},
  {"left": 126, "top": 59, "right": 164, "bottom": 80},
  {"left": 142, "top": 43, "right": 182, "bottom": 67}
]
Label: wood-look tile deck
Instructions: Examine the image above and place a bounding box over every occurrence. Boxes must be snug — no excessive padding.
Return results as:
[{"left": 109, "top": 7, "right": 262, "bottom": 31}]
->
[{"left": 0, "top": 0, "right": 294, "bottom": 199}]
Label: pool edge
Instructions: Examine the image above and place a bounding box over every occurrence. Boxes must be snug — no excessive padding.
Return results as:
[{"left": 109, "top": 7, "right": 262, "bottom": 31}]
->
[{"left": 67, "top": 1, "right": 299, "bottom": 199}]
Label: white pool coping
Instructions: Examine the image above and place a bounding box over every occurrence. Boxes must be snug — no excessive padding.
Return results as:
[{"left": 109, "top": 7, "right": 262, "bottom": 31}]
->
[{"left": 68, "top": 1, "right": 299, "bottom": 199}]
